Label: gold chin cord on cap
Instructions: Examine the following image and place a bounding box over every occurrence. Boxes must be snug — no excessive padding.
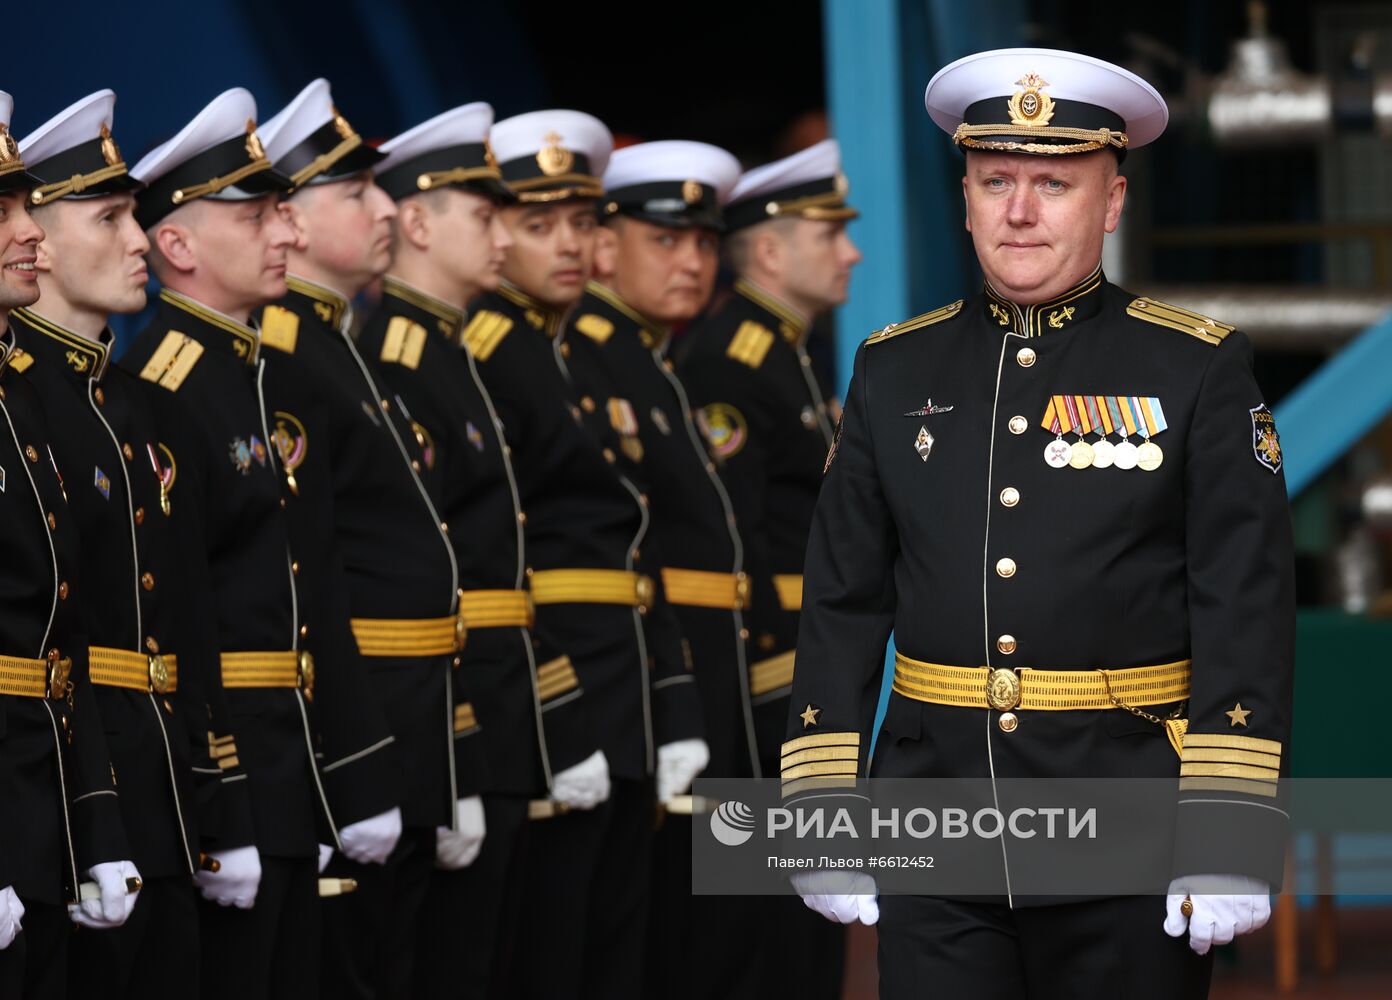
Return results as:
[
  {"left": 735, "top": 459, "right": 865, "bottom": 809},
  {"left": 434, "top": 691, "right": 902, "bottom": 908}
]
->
[{"left": 953, "top": 123, "right": 1129, "bottom": 155}]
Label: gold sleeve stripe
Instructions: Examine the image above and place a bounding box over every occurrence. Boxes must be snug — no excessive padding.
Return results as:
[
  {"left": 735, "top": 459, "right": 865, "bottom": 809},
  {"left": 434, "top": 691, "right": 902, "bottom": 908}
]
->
[
  {"left": 781, "top": 776, "right": 858, "bottom": 798},
  {"left": 781, "top": 732, "right": 860, "bottom": 757},
  {"left": 781, "top": 760, "right": 861, "bottom": 782},
  {"left": 1180, "top": 747, "right": 1281, "bottom": 769},
  {"left": 749, "top": 651, "right": 795, "bottom": 697},
  {"left": 453, "top": 702, "right": 479, "bottom": 733},
  {"left": 866, "top": 300, "right": 964, "bottom": 345},
  {"left": 1182, "top": 733, "right": 1282, "bottom": 757},
  {"left": 726, "top": 321, "right": 775, "bottom": 369},
  {"left": 536, "top": 655, "right": 579, "bottom": 701},
  {"left": 138, "top": 331, "right": 204, "bottom": 392},
  {"left": 1126, "top": 297, "right": 1235, "bottom": 346},
  {"left": 781, "top": 746, "right": 860, "bottom": 769},
  {"left": 462, "top": 310, "right": 513, "bottom": 361},
  {"left": 217, "top": 755, "right": 240, "bottom": 771},
  {"left": 1179, "top": 776, "right": 1280, "bottom": 799},
  {"left": 1178, "top": 762, "right": 1279, "bottom": 783}
]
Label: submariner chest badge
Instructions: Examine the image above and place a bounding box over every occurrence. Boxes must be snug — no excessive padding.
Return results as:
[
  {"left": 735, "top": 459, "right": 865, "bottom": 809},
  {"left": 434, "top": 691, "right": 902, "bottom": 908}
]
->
[{"left": 913, "top": 426, "right": 934, "bottom": 461}]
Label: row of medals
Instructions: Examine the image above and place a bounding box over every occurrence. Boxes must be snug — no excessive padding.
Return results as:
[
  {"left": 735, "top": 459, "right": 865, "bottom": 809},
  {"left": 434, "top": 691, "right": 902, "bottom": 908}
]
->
[{"left": 1044, "top": 434, "right": 1163, "bottom": 471}]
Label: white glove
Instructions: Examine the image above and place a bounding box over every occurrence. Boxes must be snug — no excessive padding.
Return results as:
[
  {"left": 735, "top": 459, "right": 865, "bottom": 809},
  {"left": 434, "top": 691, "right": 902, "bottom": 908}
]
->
[
  {"left": 317, "top": 843, "right": 334, "bottom": 874},
  {"left": 791, "top": 870, "right": 880, "bottom": 925},
  {"left": 551, "top": 750, "right": 611, "bottom": 811},
  {"left": 435, "top": 796, "right": 487, "bottom": 870},
  {"left": 69, "top": 860, "right": 142, "bottom": 928},
  {"left": 0, "top": 886, "right": 24, "bottom": 950},
  {"left": 194, "top": 846, "right": 263, "bottom": 909},
  {"left": 338, "top": 806, "right": 403, "bottom": 865},
  {"left": 656, "top": 738, "right": 710, "bottom": 804},
  {"left": 1164, "top": 874, "right": 1272, "bottom": 955}
]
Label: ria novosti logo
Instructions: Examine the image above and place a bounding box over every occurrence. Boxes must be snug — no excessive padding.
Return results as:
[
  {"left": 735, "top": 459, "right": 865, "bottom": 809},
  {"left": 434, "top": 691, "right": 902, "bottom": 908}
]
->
[{"left": 709, "top": 800, "right": 756, "bottom": 846}]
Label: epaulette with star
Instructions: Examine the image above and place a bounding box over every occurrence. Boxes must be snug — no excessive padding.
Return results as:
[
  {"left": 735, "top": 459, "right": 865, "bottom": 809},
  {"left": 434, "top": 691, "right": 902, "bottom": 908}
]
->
[{"left": 865, "top": 299, "right": 964, "bottom": 346}]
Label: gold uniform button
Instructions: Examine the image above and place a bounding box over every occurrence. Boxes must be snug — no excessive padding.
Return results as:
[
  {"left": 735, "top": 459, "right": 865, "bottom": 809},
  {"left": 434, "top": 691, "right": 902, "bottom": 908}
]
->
[
  {"left": 998, "top": 712, "right": 1019, "bottom": 733},
  {"left": 1000, "top": 487, "right": 1020, "bottom": 507},
  {"left": 300, "top": 625, "right": 309, "bottom": 638},
  {"left": 58, "top": 581, "right": 69, "bottom": 600},
  {"left": 996, "top": 557, "right": 1017, "bottom": 578},
  {"left": 997, "top": 635, "right": 1017, "bottom": 655},
  {"left": 1008, "top": 415, "right": 1028, "bottom": 435},
  {"left": 93, "top": 387, "right": 105, "bottom": 406},
  {"left": 123, "top": 443, "right": 134, "bottom": 461},
  {"left": 1016, "top": 347, "right": 1036, "bottom": 368},
  {"left": 440, "top": 522, "right": 450, "bottom": 534},
  {"left": 134, "top": 507, "right": 145, "bottom": 525},
  {"left": 47, "top": 512, "right": 56, "bottom": 530},
  {"left": 517, "top": 512, "right": 527, "bottom": 526},
  {"left": 580, "top": 396, "right": 596, "bottom": 413},
  {"left": 25, "top": 445, "right": 38, "bottom": 463},
  {"left": 380, "top": 398, "right": 392, "bottom": 412},
  {"left": 291, "top": 561, "right": 301, "bottom": 575},
  {"left": 559, "top": 343, "right": 571, "bottom": 359},
  {"left": 411, "top": 460, "right": 421, "bottom": 472},
  {"left": 141, "top": 572, "right": 155, "bottom": 591},
  {"left": 602, "top": 448, "right": 616, "bottom": 464}
]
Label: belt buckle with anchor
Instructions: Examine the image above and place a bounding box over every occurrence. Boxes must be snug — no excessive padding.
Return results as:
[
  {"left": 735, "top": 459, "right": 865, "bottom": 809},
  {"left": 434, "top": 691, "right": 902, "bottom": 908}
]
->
[
  {"left": 148, "top": 653, "right": 172, "bottom": 694},
  {"left": 986, "top": 667, "right": 1021, "bottom": 733}
]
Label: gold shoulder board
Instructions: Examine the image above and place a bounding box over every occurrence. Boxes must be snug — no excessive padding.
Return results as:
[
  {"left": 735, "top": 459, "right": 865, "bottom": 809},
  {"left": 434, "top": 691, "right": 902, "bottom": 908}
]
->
[
  {"left": 260, "top": 305, "right": 300, "bottom": 354},
  {"left": 8, "top": 347, "right": 34, "bottom": 373},
  {"left": 379, "top": 316, "right": 429, "bottom": 370},
  {"left": 137, "top": 331, "right": 204, "bottom": 392},
  {"left": 865, "top": 300, "right": 964, "bottom": 346},
  {"left": 574, "top": 314, "right": 614, "bottom": 343},
  {"left": 725, "top": 320, "right": 775, "bottom": 369},
  {"left": 1126, "top": 297, "right": 1235, "bottom": 347},
  {"left": 461, "top": 310, "right": 513, "bottom": 362}
]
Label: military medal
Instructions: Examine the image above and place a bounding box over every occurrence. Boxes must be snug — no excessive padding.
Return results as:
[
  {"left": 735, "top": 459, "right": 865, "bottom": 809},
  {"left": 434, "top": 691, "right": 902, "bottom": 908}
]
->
[
  {"left": 1126, "top": 396, "right": 1167, "bottom": 472},
  {"left": 1086, "top": 396, "right": 1115, "bottom": 468},
  {"left": 1040, "top": 396, "right": 1072, "bottom": 468},
  {"left": 1137, "top": 441, "right": 1163, "bottom": 471},
  {"left": 1113, "top": 439, "right": 1139, "bottom": 470},
  {"left": 1063, "top": 395, "right": 1093, "bottom": 469}
]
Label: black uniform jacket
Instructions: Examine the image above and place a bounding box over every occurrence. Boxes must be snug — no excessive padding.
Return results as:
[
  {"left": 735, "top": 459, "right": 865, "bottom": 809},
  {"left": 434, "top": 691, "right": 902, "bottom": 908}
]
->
[
  {"left": 560, "top": 282, "right": 774, "bottom": 778},
  {"left": 12, "top": 308, "right": 252, "bottom": 878},
  {"left": 258, "top": 276, "right": 474, "bottom": 828},
  {"left": 358, "top": 277, "right": 548, "bottom": 798},
  {"left": 465, "top": 282, "right": 702, "bottom": 780},
  {"left": 0, "top": 326, "right": 126, "bottom": 903},
  {"left": 783, "top": 271, "right": 1295, "bottom": 895},
  {"left": 679, "top": 279, "right": 832, "bottom": 733},
  {"left": 121, "top": 289, "right": 363, "bottom": 858}
]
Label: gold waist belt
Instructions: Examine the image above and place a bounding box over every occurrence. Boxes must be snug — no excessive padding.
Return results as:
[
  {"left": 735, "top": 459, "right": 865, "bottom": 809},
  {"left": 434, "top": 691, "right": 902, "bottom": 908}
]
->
[
  {"left": 0, "top": 652, "right": 71, "bottom": 699},
  {"left": 458, "top": 589, "right": 535, "bottom": 629},
  {"left": 221, "top": 650, "right": 313, "bottom": 692},
  {"left": 351, "top": 609, "right": 466, "bottom": 658},
  {"left": 660, "top": 568, "right": 750, "bottom": 611},
  {"left": 90, "top": 646, "right": 178, "bottom": 694},
  {"left": 892, "top": 652, "right": 1191, "bottom": 713},
  {"left": 773, "top": 574, "right": 803, "bottom": 611},
  {"left": 530, "top": 569, "right": 654, "bottom": 612}
]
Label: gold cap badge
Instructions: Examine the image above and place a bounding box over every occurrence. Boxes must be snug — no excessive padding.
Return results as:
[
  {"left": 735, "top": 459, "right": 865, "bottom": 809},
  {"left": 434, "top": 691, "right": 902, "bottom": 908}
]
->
[
  {"left": 536, "top": 131, "right": 574, "bottom": 177},
  {"left": 681, "top": 179, "right": 703, "bottom": 204},
  {"left": 245, "top": 119, "right": 265, "bottom": 161},
  {"left": 100, "top": 123, "right": 122, "bottom": 166},
  {"left": 0, "top": 124, "right": 18, "bottom": 164},
  {"left": 1007, "top": 73, "right": 1055, "bottom": 128}
]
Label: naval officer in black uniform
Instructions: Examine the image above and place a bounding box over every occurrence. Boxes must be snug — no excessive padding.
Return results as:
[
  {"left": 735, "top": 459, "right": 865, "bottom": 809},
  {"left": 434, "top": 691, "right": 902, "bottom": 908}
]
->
[
  {"left": 121, "top": 87, "right": 393, "bottom": 1000},
  {"left": 361, "top": 102, "right": 550, "bottom": 998},
  {"left": 782, "top": 48, "right": 1294, "bottom": 999},
  {"left": 256, "top": 78, "right": 473, "bottom": 999},
  {"left": 17, "top": 88, "right": 252, "bottom": 1000},
  {"left": 0, "top": 89, "right": 138, "bottom": 1000}
]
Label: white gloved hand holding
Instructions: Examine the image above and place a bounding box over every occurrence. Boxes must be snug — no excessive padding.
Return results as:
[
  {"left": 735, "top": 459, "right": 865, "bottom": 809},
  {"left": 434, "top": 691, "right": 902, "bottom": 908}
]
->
[
  {"left": 0, "top": 886, "right": 24, "bottom": 949},
  {"left": 69, "top": 860, "right": 142, "bottom": 928},
  {"left": 791, "top": 870, "right": 880, "bottom": 925},
  {"left": 551, "top": 750, "right": 611, "bottom": 811},
  {"left": 338, "top": 806, "right": 403, "bottom": 865},
  {"left": 656, "top": 738, "right": 710, "bottom": 804},
  {"left": 1164, "top": 874, "right": 1272, "bottom": 955},
  {"left": 317, "top": 843, "right": 334, "bottom": 874},
  {"left": 194, "top": 845, "right": 263, "bottom": 909},
  {"left": 436, "top": 796, "right": 487, "bottom": 870}
]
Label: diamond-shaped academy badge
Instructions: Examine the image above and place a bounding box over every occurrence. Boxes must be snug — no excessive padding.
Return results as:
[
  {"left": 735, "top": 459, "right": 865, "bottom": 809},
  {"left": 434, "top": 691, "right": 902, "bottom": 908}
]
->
[{"left": 914, "top": 425, "right": 934, "bottom": 461}]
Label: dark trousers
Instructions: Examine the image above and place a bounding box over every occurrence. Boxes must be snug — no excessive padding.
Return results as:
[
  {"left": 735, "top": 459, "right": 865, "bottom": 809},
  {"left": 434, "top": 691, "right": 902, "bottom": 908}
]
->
[
  {"left": 0, "top": 899, "right": 68, "bottom": 1000},
  {"left": 413, "top": 794, "right": 529, "bottom": 1000},
  {"left": 319, "top": 825, "right": 435, "bottom": 1000},
  {"left": 877, "top": 895, "right": 1214, "bottom": 1000},
  {"left": 70, "top": 874, "right": 199, "bottom": 999},
  {"left": 512, "top": 777, "right": 654, "bottom": 1000},
  {"left": 198, "top": 854, "right": 319, "bottom": 1000}
]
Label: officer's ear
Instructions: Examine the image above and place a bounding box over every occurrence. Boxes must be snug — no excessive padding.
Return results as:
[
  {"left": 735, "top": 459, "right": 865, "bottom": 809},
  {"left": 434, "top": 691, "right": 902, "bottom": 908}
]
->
[
  {"left": 592, "top": 221, "right": 619, "bottom": 279},
  {"left": 750, "top": 224, "right": 787, "bottom": 282},
  {"left": 396, "top": 197, "right": 431, "bottom": 252},
  {"left": 151, "top": 219, "right": 198, "bottom": 277},
  {"left": 277, "top": 198, "right": 310, "bottom": 253},
  {"left": 1103, "top": 171, "right": 1127, "bottom": 234}
]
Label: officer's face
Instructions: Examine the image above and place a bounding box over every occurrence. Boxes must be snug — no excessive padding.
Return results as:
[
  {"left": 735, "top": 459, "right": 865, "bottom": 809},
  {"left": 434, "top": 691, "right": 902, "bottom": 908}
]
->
[
  {"left": 963, "top": 150, "right": 1125, "bottom": 305},
  {"left": 0, "top": 190, "right": 45, "bottom": 314},
  {"left": 432, "top": 189, "right": 513, "bottom": 297},
  {"left": 497, "top": 200, "right": 597, "bottom": 308},
  {"left": 159, "top": 195, "right": 295, "bottom": 318},
  {"left": 35, "top": 193, "right": 149, "bottom": 318},
  {"left": 282, "top": 173, "right": 397, "bottom": 294},
  {"left": 777, "top": 218, "right": 862, "bottom": 314},
  {"left": 600, "top": 218, "right": 719, "bottom": 324}
]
